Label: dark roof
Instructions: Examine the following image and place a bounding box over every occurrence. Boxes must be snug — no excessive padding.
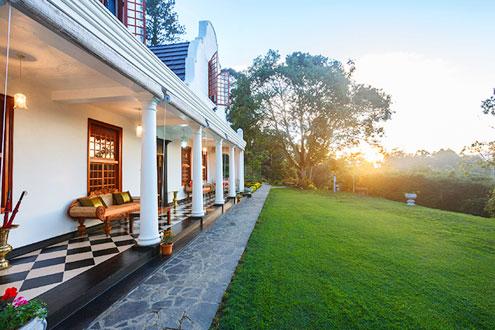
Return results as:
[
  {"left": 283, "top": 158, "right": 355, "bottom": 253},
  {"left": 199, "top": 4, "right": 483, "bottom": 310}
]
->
[{"left": 148, "top": 42, "right": 190, "bottom": 80}]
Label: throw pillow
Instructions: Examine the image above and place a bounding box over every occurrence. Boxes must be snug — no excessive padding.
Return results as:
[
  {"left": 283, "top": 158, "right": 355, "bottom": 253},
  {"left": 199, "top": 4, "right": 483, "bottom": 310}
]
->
[
  {"left": 78, "top": 196, "right": 105, "bottom": 208},
  {"left": 113, "top": 191, "right": 133, "bottom": 205}
]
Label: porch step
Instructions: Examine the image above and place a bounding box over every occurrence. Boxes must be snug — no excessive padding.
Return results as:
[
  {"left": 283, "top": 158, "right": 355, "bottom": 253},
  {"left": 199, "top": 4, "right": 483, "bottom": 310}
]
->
[{"left": 42, "top": 244, "right": 159, "bottom": 329}]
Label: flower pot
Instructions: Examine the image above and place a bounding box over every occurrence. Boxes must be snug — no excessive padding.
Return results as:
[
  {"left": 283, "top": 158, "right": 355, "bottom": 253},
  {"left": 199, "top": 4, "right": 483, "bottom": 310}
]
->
[
  {"left": 0, "top": 225, "right": 18, "bottom": 270},
  {"left": 20, "top": 317, "right": 47, "bottom": 330},
  {"left": 160, "top": 243, "right": 173, "bottom": 256}
]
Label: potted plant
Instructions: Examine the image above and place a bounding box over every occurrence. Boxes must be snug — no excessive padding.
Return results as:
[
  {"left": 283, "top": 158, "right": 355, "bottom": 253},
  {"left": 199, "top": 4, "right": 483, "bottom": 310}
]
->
[
  {"left": 160, "top": 229, "right": 174, "bottom": 256},
  {"left": 0, "top": 287, "right": 47, "bottom": 330},
  {"left": 1, "top": 191, "right": 27, "bottom": 270}
]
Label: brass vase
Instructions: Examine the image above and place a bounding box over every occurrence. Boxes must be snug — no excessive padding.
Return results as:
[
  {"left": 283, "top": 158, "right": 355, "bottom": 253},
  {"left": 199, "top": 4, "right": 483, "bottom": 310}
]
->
[{"left": 0, "top": 225, "right": 17, "bottom": 270}]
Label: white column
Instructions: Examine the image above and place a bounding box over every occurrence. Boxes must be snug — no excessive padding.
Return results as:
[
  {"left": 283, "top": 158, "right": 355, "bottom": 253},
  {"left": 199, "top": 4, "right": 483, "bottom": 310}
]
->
[
  {"left": 229, "top": 145, "right": 236, "bottom": 197},
  {"left": 191, "top": 126, "right": 204, "bottom": 217},
  {"left": 138, "top": 97, "right": 161, "bottom": 246},
  {"left": 239, "top": 149, "right": 245, "bottom": 193},
  {"left": 215, "top": 138, "right": 225, "bottom": 205}
]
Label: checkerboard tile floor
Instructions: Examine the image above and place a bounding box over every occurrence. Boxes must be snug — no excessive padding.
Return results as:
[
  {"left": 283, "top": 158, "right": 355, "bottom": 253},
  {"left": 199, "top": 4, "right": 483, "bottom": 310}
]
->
[
  {"left": 155, "top": 194, "right": 216, "bottom": 232},
  {"left": 0, "top": 196, "right": 217, "bottom": 300},
  {"left": 0, "top": 225, "right": 134, "bottom": 300}
]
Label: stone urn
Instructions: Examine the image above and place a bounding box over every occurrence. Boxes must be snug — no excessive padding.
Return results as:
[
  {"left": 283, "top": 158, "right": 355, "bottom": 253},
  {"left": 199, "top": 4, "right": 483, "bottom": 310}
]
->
[{"left": 404, "top": 193, "right": 417, "bottom": 206}]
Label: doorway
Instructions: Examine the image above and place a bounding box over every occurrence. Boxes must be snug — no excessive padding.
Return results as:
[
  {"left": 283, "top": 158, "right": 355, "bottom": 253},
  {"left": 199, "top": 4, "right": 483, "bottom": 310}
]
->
[{"left": 157, "top": 138, "right": 170, "bottom": 207}]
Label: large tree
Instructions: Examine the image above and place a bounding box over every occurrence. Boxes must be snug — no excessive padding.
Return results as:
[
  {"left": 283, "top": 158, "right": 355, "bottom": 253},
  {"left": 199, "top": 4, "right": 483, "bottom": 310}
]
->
[
  {"left": 146, "top": 0, "right": 185, "bottom": 46},
  {"left": 240, "top": 50, "right": 391, "bottom": 185}
]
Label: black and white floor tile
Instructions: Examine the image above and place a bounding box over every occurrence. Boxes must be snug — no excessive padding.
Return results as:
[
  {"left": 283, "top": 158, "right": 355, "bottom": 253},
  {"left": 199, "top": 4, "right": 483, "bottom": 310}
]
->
[
  {"left": 0, "top": 196, "right": 217, "bottom": 300},
  {"left": 0, "top": 224, "right": 134, "bottom": 300}
]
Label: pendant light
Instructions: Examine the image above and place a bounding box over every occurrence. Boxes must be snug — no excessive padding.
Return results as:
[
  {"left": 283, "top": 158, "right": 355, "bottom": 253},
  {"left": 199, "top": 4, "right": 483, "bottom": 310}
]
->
[
  {"left": 180, "top": 128, "right": 188, "bottom": 148},
  {"left": 136, "top": 124, "right": 143, "bottom": 138},
  {"left": 14, "top": 55, "right": 27, "bottom": 110},
  {"left": 136, "top": 107, "right": 143, "bottom": 137}
]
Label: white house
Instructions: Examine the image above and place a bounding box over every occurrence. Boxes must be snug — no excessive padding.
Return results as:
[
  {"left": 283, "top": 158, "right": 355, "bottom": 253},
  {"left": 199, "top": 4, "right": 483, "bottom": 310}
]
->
[{"left": 0, "top": 0, "right": 246, "bottom": 320}]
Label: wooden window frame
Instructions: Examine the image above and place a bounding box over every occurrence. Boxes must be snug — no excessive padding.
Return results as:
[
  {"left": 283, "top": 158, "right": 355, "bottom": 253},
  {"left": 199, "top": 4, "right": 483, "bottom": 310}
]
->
[
  {"left": 99, "top": 0, "right": 126, "bottom": 22},
  {"left": 87, "top": 119, "right": 123, "bottom": 195},
  {"left": 181, "top": 146, "right": 191, "bottom": 186},
  {"left": 0, "top": 94, "right": 14, "bottom": 213}
]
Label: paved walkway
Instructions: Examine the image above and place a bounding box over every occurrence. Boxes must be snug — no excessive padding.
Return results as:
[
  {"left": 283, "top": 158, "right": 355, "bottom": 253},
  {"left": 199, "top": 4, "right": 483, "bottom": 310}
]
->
[{"left": 87, "top": 185, "right": 271, "bottom": 330}]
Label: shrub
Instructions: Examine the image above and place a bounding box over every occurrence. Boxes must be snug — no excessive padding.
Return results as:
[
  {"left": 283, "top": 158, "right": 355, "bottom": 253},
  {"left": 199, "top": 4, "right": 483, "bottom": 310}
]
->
[
  {"left": 343, "top": 173, "right": 494, "bottom": 217},
  {"left": 484, "top": 188, "right": 495, "bottom": 217}
]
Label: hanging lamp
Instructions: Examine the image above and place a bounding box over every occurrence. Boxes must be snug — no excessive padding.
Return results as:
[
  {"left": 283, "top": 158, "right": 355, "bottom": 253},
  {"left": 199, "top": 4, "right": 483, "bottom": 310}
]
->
[
  {"left": 14, "top": 55, "right": 27, "bottom": 110},
  {"left": 180, "top": 128, "right": 188, "bottom": 148},
  {"left": 136, "top": 108, "right": 143, "bottom": 137}
]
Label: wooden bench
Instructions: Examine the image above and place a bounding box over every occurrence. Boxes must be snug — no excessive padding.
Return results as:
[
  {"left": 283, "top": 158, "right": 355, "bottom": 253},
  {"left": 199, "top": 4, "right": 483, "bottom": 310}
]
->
[
  {"left": 184, "top": 182, "right": 214, "bottom": 200},
  {"left": 68, "top": 190, "right": 140, "bottom": 236}
]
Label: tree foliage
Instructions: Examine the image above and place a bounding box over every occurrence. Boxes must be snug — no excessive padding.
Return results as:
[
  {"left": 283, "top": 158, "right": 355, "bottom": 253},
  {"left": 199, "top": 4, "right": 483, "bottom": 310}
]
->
[
  {"left": 146, "top": 0, "right": 185, "bottom": 46},
  {"left": 481, "top": 89, "right": 495, "bottom": 115},
  {"left": 227, "top": 70, "right": 289, "bottom": 181},
  {"left": 237, "top": 50, "right": 392, "bottom": 185}
]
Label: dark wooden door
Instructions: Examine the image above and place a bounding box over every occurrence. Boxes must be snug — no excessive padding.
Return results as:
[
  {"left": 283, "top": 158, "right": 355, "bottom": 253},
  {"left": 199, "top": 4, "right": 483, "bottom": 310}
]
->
[
  {"left": 157, "top": 138, "right": 170, "bottom": 206},
  {"left": 0, "top": 94, "right": 13, "bottom": 211}
]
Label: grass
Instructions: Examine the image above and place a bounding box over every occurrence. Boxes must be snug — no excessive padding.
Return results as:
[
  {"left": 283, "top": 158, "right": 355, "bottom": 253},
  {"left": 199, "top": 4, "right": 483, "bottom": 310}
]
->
[{"left": 213, "top": 188, "right": 495, "bottom": 329}]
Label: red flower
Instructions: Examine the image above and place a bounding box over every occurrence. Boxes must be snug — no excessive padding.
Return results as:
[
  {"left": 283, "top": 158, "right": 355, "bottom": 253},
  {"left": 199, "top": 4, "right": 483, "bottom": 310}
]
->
[{"left": 1, "top": 287, "right": 18, "bottom": 300}]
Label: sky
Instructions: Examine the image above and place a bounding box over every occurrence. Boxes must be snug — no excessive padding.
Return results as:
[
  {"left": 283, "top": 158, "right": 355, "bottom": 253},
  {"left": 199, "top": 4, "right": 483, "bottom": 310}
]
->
[{"left": 174, "top": 0, "right": 495, "bottom": 155}]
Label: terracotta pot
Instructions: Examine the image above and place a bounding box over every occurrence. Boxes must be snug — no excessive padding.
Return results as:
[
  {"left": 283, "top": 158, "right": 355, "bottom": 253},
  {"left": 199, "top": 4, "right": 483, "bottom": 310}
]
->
[
  {"left": 0, "top": 225, "right": 18, "bottom": 270},
  {"left": 160, "top": 243, "right": 173, "bottom": 256}
]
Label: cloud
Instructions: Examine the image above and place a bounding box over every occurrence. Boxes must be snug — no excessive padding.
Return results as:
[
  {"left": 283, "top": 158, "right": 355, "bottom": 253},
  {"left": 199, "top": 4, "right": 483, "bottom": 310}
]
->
[{"left": 354, "top": 52, "right": 494, "bottom": 153}]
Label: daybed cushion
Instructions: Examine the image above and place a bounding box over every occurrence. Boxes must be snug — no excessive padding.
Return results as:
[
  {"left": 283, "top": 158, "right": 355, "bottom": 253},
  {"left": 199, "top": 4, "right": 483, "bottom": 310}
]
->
[{"left": 104, "top": 202, "right": 140, "bottom": 218}]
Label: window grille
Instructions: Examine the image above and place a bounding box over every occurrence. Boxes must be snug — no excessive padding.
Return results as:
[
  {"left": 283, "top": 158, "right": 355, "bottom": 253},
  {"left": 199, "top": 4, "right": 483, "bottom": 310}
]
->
[
  {"left": 125, "top": 0, "right": 146, "bottom": 42},
  {"left": 88, "top": 119, "right": 122, "bottom": 194},
  {"left": 208, "top": 52, "right": 219, "bottom": 104},
  {"left": 217, "top": 70, "right": 232, "bottom": 107}
]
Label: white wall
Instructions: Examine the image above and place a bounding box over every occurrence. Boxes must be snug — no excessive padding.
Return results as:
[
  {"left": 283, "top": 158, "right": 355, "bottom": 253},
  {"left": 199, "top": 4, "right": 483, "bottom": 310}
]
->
[
  {"left": 9, "top": 83, "right": 141, "bottom": 248},
  {"left": 184, "top": 21, "right": 219, "bottom": 110}
]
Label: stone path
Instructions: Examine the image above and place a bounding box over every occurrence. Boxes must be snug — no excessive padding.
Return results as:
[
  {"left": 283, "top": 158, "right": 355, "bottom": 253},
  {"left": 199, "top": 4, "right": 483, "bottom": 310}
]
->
[{"left": 87, "top": 185, "right": 271, "bottom": 330}]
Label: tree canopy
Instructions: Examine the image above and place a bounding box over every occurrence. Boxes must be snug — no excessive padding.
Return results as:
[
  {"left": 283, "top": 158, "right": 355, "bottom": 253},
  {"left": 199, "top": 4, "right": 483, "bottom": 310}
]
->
[
  {"left": 146, "top": 0, "right": 185, "bottom": 46},
  {"left": 228, "top": 50, "right": 392, "bottom": 186}
]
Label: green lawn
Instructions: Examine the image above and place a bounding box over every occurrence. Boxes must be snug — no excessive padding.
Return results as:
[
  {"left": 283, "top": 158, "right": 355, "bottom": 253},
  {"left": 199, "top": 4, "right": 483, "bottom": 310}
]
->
[{"left": 214, "top": 188, "right": 495, "bottom": 329}]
